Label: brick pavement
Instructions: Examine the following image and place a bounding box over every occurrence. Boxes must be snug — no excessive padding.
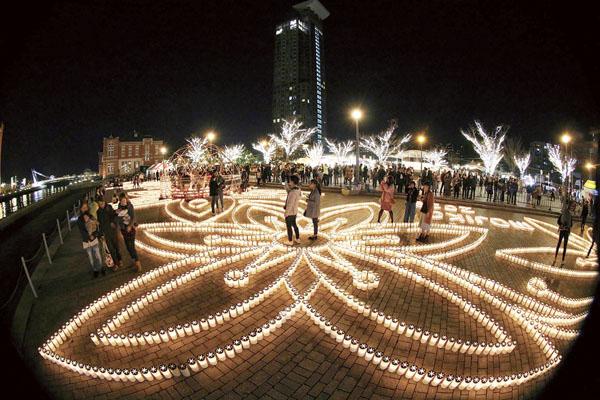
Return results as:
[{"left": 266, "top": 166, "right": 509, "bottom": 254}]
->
[{"left": 18, "top": 188, "right": 597, "bottom": 399}]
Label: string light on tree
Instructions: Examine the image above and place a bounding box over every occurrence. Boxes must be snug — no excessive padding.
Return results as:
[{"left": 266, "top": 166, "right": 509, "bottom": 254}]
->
[
  {"left": 461, "top": 120, "right": 508, "bottom": 175},
  {"left": 360, "top": 120, "right": 411, "bottom": 163},
  {"left": 269, "top": 118, "right": 316, "bottom": 161},
  {"left": 305, "top": 143, "right": 324, "bottom": 167},
  {"left": 325, "top": 139, "right": 354, "bottom": 165},
  {"left": 252, "top": 140, "right": 276, "bottom": 163},
  {"left": 514, "top": 154, "right": 531, "bottom": 177},
  {"left": 222, "top": 144, "right": 245, "bottom": 164},
  {"left": 546, "top": 144, "right": 576, "bottom": 183},
  {"left": 424, "top": 149, "right": 448, "bottom": 170}
]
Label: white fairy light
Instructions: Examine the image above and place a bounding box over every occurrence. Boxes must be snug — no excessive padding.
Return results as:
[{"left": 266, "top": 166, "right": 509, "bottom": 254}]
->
[
  {"left": 222, "top": 144, "right": 245, "bottom": 164},
  {"left": 423, "top": 149, "right": 448, "bottom": 170},
  {"left": 514, "top": 154, "right": 530, "bottom": 177},
  {"left": 360, "top": 120, "right": 411, "bottom": 163},
  {"left": 304, "top": 142, "right": 324, "bottom": 167},
  {"left": 186, "top": 137, "right": 208, "bottom": 166},
  {"left": 38, "top": 188, "right": 585, "bottom": 392},
  {"left": 269, "top": 118, "right": 316, "bottom": 161},
  {"left": 325, "top": 139, "right": 354, "bottom": 165},
  {"left": 461, "top": 120, "right": 508, "bottom": 175},
  {"left": 252, "top": 140, "right": 276, "bottom": 163},
  {"left": 546, "top": 144, "right": 576, "bottom": 183}
]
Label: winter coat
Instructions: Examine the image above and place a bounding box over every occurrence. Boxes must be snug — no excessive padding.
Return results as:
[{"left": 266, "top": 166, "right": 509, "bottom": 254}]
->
[
  {"left": 304, "top": 189, "right": 321, "bottom": 219},
  {"left": 284, "top": 186, "right": 301, "bottom": 217}
]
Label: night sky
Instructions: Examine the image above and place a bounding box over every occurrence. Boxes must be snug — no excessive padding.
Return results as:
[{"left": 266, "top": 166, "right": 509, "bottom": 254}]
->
[{"left": 1, "top": 0, "right": 599, "bottom": 178}]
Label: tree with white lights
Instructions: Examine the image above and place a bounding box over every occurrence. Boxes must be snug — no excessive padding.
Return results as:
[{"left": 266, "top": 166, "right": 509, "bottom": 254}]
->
[
  {"left": 305, "top": 143, "right": 324, "bottom": 167},
  {"left": 269, "top": 118, "right": 316, "bottom": 161},
  {"left": 186, "top": 137, "right": 208, "bottom": 166},
  {"left": 461, "top": 120, "right": 508, "bottom": 175},
  {"left": 325, "top": 138, "right": 354, "bottom": 165},
  {"left": 423, "top": 148, "right": 448, "bottom": 170},
  {"left": 252, "top": 140, "right": 276, "bottom": 164},
  {"left": 360, "top": 120, "right": 411, "bottom": 163},
  {"left": 546, "top": 144, "right": 576, "bottom": 183},
  {"left": 514, "top": 153, "right": 530, "bottom": 177},
  {"left": 222, "top": 144, "right": 245, "bottom": 164}
]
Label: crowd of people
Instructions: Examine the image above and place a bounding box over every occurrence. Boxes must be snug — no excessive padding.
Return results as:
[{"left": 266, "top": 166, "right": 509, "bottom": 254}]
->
[
  {"left": 249, "top": 162, "right": 595, "bottom": 212},
  {"left": 77, "top": 186, "right": 140, "bottom": 279}
]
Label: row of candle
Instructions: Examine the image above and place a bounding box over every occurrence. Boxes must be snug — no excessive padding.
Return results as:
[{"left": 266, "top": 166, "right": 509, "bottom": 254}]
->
[
  {"left": 41, "top": 301, "right": 303, "bottom": 382},
  {"left": 496, "top": 248, "right": 598, "bottom": 279},
  {"left": 301, "top": 299, "right": 560, "bottom": 391},
  {"left": 97, "top": 248, "right": 262, "bottom": 328},
  {"left": 95, "top": 276, "right": 289, "bottom": 347},
  {"left": 306, "top": 252, "right": 514, "bottom": 354},
  {"left": 333, "top": 242, "right": 566, "bottom": 351},
  {"left": 42, "top": 245, "right": 265, "bottom": 354},
  {"left": 178, "top": 199, "right": 212, "bottom": 219},
  {"left": 312, "top": 247, "right": 380, "bottom": 291},
  {"left": 386, "top": 247, "right": 581, "bottom": 338},
  {"left": 527, "top": 277, "right": 594, "bottom": 309},
  {"left": 98, "top": 246, "right": 286, "bottom": 337}
]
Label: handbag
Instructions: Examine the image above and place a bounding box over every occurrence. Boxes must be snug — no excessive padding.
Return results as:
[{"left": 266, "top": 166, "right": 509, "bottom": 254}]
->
[
  {"left": 420, "top": 193, "right": 429, "bottom": 214},
  {"left": 102, "top": 239, "right": 114, "bottom": 268}
]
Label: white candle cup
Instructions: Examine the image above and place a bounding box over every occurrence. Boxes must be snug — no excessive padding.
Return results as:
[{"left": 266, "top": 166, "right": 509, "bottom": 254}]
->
[
  {"left": 364, "top": 347, "right": 375, "bottom": 362},
  {"left": 225, "top": 344, "right": 235, "bottom": 358},
  {"left": 405, "top": 365, "right": 418, "bottom": 380},
  {"left": 414, "top": 368, "right": 426, "bottom": 383},
  {"left": 159, "top": 365, "right": 171, "bottom": 379},
  {"left": 216, "top": 348, "right": 226, "bottom": 361},
  {"left": 169, "top": 363, "right": 180, "bottom": 377},
  {"left": 179, "top": 364, "right": 190, "bottom": 377},
  {"left": 357, "top": 343, "right": 368, "bottom": 357},
  {"left": 432, "top": 372, "right": 444, "bottom": 387}
]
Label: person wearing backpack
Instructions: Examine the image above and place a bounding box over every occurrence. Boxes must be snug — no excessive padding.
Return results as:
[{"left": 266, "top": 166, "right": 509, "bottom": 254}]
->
[
  {"left": 416, "top": 182, "right": 435, "bottom": 243},
  {"left": 553, "top": 200, "right": 575, "bottom": 267}
]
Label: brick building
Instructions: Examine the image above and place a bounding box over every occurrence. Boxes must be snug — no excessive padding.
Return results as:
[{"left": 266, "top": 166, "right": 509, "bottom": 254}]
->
[{"left": 98, "top": 131, "right": 164, "bottom": 178}]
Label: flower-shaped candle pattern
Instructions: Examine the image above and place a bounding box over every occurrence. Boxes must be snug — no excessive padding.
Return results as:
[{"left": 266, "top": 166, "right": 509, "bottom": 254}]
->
[{"left": 38, "top": 186, "right": 596, "bottom": 396}]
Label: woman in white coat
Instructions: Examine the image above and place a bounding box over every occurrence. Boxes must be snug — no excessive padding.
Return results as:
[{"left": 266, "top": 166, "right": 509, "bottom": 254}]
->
[{"left": 304, "top": 179, "right": 322, "bottom": 240}]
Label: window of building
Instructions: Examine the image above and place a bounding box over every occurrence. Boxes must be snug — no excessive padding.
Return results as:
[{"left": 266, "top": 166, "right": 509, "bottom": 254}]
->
[{"left": 107, "top": 143, "right": 115, "bottom": 157}]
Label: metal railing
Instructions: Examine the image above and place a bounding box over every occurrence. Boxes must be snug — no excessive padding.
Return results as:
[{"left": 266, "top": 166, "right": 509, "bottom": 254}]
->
[{"left": 0, "top": 187, "right": 95, "bottom": 309}]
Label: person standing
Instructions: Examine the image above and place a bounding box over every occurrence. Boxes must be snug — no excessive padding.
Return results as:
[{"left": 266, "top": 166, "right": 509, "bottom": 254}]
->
[
  {"left": 377, "top": 175, "right": 395, "bottom": 223},
  {"left": 580, "top": 198, "right": 589, "bottom": 235},
  {"left": 77, "top": 211, "right": 105, "bottom": 278},
  {"left": 553, "top": 201, "right": 575, "bottom": 267},
  {"left": 116, "top": 192, "right": 142, "bottom": 272},
  {"left": 304, "top": 179, "right": 321, "bottom": 240},
  {"left": 209, "top": 170, "right": 225, "bottom": 214},
  {"left": 97, "top": 198, "right": 122, "bottom": 269},
  {"left": 284, "top": 175, "right": 301, "bottom": 245},
  {"left": 417, "top": 182, "right": 434, "bottom": 242},
  {"left": 403, "top": 180, "right": 418, "bottom": 223}
]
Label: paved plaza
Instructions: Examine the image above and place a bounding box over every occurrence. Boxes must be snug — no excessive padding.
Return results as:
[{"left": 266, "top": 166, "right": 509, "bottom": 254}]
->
[{"left": 17, "top": 183, "right": 597, "bottom": 399}]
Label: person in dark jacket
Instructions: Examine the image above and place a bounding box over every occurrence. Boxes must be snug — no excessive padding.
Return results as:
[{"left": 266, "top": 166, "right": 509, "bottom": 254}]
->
[
  {"left": 553, "top": 201, "right": 575, "bottom": 267},
  {"left": 116, "top": 192, "right": 141, "bottom": 272},
  {"left": 97, "top": 198, "right": 121, "bottom": 269},
  {"left": 580, "top": 198, "right": 589, "bottom": 235},
  {"left": 209, "top": 170, "right": 225, "bottom": 214},
  {"left": 403, "top": 181, "right": 418, "bottom": 223}
]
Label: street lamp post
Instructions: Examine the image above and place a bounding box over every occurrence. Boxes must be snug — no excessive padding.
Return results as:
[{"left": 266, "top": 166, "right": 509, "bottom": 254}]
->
[
  {"left": 206, "top": 131, "right": 216, "bottom": 143},
  {"left": 417, "top": 134, "right": 426, "bottom": 172},
  {"left": 351, "top": 108, "right": 363, "bottom": 188},
  {"left": 561, "top": 132, "right": 572, "bottom": 196}
]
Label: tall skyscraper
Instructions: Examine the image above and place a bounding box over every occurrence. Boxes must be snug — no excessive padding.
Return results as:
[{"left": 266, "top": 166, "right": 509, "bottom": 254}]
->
[{"left": 272, "top": 0, "right": 329, "bottom": 143}]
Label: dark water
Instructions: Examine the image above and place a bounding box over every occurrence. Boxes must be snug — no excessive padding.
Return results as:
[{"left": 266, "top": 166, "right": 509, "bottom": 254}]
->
[{"left": 0, "top": 182, "right": 73, "bottom": 220}]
